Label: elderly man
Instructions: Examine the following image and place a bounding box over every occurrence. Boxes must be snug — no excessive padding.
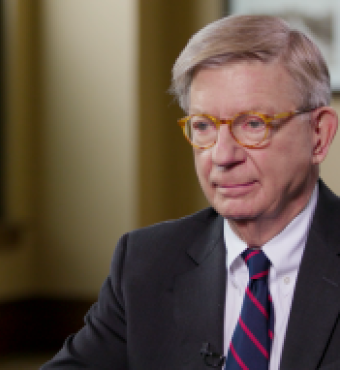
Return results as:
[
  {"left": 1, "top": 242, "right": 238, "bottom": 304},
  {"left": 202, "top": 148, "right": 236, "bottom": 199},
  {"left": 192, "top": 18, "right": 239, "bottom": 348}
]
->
[{"left": 42, "top": 15, "right": 339, "bottom": 370}]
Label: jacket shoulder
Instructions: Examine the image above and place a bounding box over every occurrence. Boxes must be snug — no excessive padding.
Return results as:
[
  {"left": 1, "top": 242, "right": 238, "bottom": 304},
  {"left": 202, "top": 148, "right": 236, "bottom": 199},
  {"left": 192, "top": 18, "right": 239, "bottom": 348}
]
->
[{"left": 130, "top": 207, "right": 219, "bottom": 239}]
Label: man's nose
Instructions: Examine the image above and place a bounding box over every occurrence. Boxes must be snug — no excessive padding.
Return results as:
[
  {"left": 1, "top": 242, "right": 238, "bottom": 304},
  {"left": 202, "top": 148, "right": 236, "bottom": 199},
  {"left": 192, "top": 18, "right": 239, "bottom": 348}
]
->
[{"left": 211, "top": 125, "right": 246, "bottom": 167}]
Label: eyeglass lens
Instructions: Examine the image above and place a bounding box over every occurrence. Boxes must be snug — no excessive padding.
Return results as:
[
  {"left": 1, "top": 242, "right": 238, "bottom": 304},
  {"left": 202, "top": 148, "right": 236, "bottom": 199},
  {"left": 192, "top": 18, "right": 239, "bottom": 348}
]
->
[{"left": 185, "top": 114, "right": 268, "bottom": 148}]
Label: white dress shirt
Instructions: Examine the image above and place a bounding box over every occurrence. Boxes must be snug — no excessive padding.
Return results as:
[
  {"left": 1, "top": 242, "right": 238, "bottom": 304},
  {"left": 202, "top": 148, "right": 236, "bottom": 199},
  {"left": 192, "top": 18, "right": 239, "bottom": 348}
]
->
[{"left": 223, "top": 184, "right": 318, "bottom": 369}]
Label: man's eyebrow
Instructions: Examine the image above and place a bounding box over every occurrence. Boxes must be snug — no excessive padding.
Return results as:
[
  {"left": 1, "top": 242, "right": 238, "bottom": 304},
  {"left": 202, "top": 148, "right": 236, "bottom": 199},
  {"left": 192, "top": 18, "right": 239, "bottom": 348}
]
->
[{"left": 188, "top": 106, "right": 281, "bottom": 117}]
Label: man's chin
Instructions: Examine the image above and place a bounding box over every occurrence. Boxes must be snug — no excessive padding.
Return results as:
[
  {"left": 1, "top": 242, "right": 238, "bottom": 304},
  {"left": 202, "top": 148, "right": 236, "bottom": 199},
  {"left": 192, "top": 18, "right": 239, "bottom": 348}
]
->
[{"left": 213, "top": 203, "right": 259, "bottom": 221}]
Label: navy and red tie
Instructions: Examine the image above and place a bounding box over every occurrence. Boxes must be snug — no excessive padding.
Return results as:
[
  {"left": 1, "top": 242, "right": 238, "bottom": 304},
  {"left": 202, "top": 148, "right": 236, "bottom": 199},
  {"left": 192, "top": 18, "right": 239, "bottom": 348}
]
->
[{"left": 225, "top": 249, "right": 274, "bottom": 370}]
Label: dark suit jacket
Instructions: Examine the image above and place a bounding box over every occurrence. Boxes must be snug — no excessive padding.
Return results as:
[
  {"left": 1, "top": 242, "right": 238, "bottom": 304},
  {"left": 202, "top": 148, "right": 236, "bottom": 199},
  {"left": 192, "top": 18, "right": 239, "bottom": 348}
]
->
[{"left": 41, "top": 180, "right": 340, "bottom": 369}]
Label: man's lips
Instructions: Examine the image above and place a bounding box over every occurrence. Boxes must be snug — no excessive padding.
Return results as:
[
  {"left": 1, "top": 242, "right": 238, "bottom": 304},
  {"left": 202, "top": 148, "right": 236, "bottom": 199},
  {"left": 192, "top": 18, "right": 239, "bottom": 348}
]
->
[
  {"left": 212, "top": 180, "right": 258, "bottom": 188},
  {"left": 210, "top": 180, "right": 258, "bottom": 196}
]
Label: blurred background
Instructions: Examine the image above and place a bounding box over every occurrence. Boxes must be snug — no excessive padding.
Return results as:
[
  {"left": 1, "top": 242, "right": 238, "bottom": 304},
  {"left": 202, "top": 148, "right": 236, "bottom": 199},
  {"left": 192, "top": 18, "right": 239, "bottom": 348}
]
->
[{"left": 1, "top": 0, "right": 340, "bottom": 368}]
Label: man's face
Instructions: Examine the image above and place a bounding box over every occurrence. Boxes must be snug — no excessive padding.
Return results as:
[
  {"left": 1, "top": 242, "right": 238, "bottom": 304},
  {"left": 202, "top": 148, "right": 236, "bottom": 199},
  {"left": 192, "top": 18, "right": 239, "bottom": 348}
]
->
[{"left": 190, "top": 61, "right": 318, "bottom": 224}]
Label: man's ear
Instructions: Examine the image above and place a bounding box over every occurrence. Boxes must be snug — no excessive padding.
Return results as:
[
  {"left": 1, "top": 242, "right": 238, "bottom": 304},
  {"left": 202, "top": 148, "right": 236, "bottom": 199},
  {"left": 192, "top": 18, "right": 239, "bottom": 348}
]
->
[{"left": 312, "top": 106, "right": 338, "bottom": 164}]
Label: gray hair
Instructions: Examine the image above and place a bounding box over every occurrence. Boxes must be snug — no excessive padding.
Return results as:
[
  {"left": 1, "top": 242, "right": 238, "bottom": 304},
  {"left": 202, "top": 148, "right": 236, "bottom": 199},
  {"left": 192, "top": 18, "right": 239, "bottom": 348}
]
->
[{"left": 170, "top": 14, "right": 331, "bottom": 113}]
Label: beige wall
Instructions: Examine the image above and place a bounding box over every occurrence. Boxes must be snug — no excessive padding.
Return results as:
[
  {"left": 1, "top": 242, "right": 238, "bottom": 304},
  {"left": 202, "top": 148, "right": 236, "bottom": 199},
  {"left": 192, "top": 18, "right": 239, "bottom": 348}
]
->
[
  {"left": 36, "top": 0, "right": 220, "bottom": 297},
  {"left": 1, "top": 0, "right": 221, "bottom": 301},
  {"left": 321, "top": 97, "right": 340, "bottom": 190},
  {"left": 37, "top": 0, "right": 139, "bottom": 297}
]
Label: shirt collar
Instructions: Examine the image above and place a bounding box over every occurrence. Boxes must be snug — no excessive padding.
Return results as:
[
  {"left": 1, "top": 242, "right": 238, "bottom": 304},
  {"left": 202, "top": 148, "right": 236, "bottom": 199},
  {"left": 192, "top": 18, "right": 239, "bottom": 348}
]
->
[{"left": 263, "top": 183, "right": 318, "bottom": 278}]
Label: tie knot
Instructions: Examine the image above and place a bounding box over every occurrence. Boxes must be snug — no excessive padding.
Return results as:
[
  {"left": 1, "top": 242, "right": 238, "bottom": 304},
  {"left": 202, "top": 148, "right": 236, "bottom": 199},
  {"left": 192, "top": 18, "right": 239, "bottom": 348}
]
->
[{"left": 241, "top": 249, "right": 270, "bottom": 280}]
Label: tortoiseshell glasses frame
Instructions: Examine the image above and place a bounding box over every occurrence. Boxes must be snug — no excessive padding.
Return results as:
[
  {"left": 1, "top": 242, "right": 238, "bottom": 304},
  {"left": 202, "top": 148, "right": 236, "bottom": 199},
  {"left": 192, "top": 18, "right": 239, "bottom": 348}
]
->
[{"left": 177, "top": 108, "right": 316, "bottom": 149}]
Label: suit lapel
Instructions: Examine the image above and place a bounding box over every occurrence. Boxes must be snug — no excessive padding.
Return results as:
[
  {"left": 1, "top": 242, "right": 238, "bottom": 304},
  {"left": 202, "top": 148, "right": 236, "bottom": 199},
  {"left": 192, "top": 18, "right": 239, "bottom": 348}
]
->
[
  {"left": 172, "top": 214, "right": 226, "bottom": 369},
  {"left": 280, "top": 181, "right": 340, "bottom": 369}
]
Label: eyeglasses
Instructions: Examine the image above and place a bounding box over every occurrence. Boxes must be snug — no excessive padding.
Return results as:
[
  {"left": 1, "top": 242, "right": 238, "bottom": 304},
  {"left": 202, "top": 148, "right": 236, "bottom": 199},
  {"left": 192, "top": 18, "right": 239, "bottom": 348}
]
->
[{"left": 177, "top": 108, "right": 316, "bottom": 149}]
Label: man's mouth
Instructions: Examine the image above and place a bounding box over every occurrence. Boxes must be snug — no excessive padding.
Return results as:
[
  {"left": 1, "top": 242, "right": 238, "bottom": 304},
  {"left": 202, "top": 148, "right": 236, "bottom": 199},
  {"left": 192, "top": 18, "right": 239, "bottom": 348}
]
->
[{"left": 213, "top": 180, "right": 257, "bottom": 188}]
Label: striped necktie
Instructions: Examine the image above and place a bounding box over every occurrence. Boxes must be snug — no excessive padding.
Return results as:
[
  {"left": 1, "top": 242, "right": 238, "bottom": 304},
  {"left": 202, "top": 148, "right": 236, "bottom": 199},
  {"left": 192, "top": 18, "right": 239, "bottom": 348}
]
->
[{"left": 225, "top": 249, "right": 274, "bottom": 370}]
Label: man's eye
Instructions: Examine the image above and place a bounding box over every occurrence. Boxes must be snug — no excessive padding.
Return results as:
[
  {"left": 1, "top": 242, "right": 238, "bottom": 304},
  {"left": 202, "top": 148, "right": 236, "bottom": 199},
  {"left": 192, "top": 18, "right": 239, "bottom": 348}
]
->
[
  {"left": 191, "top": 118, "right": 216, "bottom": 132},
  {"left": 244, "top": 118, "right": 266, "bottom": 130},
  {"left": 193, "top": 121, "right": 210, "bottom": 131}
]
